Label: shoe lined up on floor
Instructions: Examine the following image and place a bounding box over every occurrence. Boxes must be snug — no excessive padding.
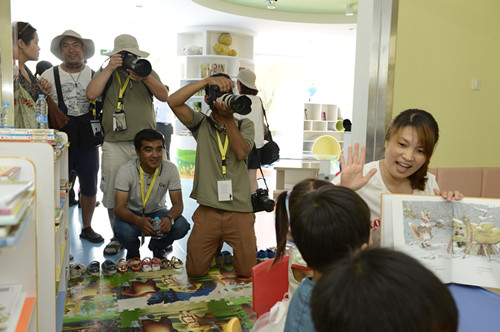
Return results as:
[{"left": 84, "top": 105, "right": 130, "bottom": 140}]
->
[
  {"left": 257, "top": 248, "right": 276, "bottom": 263},
  {"left": 79, "top": 227, "right": 104, "bottom": 243},
  {"left": 103, "top": 237, "right": 123, "bottom": 255},
  {"left": 213, "top": 250, "right": 233, "bottom": 266}
]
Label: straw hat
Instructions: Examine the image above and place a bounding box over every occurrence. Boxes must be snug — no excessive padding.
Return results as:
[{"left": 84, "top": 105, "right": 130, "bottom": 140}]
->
[
  {"left": 103, "top": 34, "right": 149, "bottom": 58},
  {"left": 236, "top": 68, "right": 257, "bottom": 90},
  {"left": 50, "top": 30, "right": 95, "bottom": 60}
]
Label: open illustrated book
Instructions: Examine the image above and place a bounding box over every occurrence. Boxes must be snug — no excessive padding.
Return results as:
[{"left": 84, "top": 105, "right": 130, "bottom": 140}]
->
[{"left": 381, "top": 194, "right": 500, "bottom": 289}]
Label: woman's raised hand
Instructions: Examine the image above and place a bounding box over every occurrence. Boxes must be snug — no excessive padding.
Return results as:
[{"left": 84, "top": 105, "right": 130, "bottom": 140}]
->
[{"left": 339, "top": 142, "right": 377, "bottom": 191}]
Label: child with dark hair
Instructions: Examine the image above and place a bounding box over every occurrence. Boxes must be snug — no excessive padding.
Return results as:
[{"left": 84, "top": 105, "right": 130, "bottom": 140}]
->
[
  {"left": 284, "top": 185, "right": 371, "bottom": 332},
  {"left": 273, "top": 178, "right": 333, "bottom": 296},
  {"left": 310, "top": 248, "right": 458, "bottom": 332}
]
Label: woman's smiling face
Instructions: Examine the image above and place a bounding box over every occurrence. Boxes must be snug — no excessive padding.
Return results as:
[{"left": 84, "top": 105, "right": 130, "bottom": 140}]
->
[{"left": 384, "top": 126, "right": 428, "bottom": 180}]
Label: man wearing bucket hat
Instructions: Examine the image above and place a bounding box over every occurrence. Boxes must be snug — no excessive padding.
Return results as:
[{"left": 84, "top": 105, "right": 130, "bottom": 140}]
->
[
  {"left": 42, "top": 29, "right": 104, "bottom": 244},
  {"left": 86, "top": 34, "right": 169, "bottom": 256},
  {"left": 234, "top": 68, "right": 265, "bottom": 192}
]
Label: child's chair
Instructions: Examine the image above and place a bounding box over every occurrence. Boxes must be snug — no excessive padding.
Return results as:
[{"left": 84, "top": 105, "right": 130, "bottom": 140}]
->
[{"left": 251, "top": 256, "right": 290, "bottom": 317}]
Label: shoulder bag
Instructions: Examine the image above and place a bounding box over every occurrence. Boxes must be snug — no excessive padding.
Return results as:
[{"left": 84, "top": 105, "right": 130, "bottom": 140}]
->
[{"left": 259, "top": 103, "right": 280, "bottom": 165}]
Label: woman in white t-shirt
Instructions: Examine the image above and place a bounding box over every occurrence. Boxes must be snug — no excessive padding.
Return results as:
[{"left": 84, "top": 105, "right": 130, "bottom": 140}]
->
[{"left": 334, "top": 109, "right": 463, "bottom": 246}]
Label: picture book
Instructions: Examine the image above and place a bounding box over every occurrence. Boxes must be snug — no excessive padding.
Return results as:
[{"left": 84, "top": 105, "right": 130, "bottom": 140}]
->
[
  {"left": 0, "top": 284, "right": 23, "bottom": 330},
  {"left": 0, "top": 166, "right": 20, "bottom": 181},
  {"left": 381, "top": 194, "right": 500, "bottom": 289}
]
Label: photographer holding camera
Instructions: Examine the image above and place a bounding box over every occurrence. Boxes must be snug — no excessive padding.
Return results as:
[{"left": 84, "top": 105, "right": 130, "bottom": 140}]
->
[
  {"left": 86, "top": 34, "right": 169, "bottom": 256},
  {"left": 168, "top": 73, "right": 257, "bottom": 278}
]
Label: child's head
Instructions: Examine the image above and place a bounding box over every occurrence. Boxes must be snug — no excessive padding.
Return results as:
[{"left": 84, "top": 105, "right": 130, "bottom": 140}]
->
[
  {"left": 274, "top": 178, "right": 333, "bottom": 262},
  {"left": 290, "top": 185, "right": 371, "bottom": 272},
  {"left": 311, "top": 248, "right": 458, "bottom": 332}
]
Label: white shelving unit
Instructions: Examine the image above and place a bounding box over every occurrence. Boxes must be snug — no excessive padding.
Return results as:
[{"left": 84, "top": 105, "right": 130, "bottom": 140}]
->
[
  {"left": 0, "top": 157, "right": 36, "bottom": 332},
  {"left": 0, "top": 133, "right": 70, "bottom": 332},
  {"left": 173, "top": 26, "right": 254, "bottom": 177},
  {"left": 303, "top": 102, "right": 344, "bottom": 155}
]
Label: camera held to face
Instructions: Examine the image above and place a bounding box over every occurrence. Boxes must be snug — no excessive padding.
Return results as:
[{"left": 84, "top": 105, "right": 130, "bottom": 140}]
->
[
  {"left": 207, "top": 85, "right": 252, "bottom": 115},
  {"left": 251, "top": 188, "right": 275, "bottom": 213},
  {"left": 121, "top": 52, "right": 152, "bottom": 77}
]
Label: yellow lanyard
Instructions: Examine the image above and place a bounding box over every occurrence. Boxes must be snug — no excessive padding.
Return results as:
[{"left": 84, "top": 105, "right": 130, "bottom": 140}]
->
[
  {"left": 140, "top": 166, "right": 159, "bottom": 216},
  {"left": 115, "top": 71, "right": 130, "bottom": 111},
  {"left": 216, "top": 130, "right": 229, "bottom": 176}
]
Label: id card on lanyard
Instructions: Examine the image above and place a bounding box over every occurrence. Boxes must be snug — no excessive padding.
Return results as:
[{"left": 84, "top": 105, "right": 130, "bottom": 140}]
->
[
  {"left": 215, "top": 125, "right": 233, "bottom": 201},
  {"left": 113, "top": 72, "right": 130, "bottom": 132}
]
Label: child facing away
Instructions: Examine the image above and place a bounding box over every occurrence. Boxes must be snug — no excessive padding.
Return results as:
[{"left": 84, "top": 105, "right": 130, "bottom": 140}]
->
[
  {"left": 274, "top": 178, "right": 334, "bottom": 296},
  {"left": 310, "top": 248, "right": 458, "bottom": 332},
  {"left": 284, "top": 185, "right": 371, "bottom": 332},
  {"left": 251, "top": 179, "right": 333, "bottom": 332}
]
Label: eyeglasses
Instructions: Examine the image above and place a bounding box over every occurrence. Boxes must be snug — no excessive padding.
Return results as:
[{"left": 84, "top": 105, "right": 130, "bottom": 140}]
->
[{"left": 18, "top": 23, "right": 31, "bottom": 37}]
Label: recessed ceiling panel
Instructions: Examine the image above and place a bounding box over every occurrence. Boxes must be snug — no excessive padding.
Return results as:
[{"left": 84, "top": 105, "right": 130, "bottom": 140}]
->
[{"left": 193, "top": 0, "right": 358, "bottom": 24}]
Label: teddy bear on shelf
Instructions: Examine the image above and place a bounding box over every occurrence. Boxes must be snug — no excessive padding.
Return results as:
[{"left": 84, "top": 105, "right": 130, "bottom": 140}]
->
[{"left": 214, "top": 33, "right": 237, "bottom": 56}]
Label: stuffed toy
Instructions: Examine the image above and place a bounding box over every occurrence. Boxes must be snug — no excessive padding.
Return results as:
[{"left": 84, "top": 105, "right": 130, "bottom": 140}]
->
[{"left": 214, "top": 33, "right": 237, "bottom": 56}]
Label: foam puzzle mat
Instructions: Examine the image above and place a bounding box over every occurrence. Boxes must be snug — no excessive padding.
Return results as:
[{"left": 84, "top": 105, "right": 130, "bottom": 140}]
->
[{"left": 62, "top": 264, "right": 257, "bottom": 331}]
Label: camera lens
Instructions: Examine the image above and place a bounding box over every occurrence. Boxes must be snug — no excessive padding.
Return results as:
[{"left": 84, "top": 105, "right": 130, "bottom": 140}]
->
[{"left": 121, "top": 53, "right": 152, "bottom": 77}]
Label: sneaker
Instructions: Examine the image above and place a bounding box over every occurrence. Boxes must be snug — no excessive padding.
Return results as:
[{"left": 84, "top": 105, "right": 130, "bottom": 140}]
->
[
  {"left": 104, "top": 238, "right": 123, "bottom": 255},
  {"left": 80, "top": 227, "right": 104, "bottom": 243},
  {"left": 266, "top": 248, "right": 276, "bottom": 259},
  {"left": 165, "top": 244, "right": 173, "bottom": 252},
  {"left": 257, "top": 250, "right": 268, "bottom": 263},
  {"left": 101, "top": 259, "right": 117, "bottom": 275},
  {"left": 152, "top": 249, "right": 166, "bottom": 260},
  {"left": 222, "top": 250, "right": 233, "bottom": 265}
]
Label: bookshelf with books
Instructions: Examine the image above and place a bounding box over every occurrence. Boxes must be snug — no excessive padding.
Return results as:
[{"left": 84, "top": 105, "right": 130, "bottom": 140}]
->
[
  {"left": 303, "top": 102, "right": 344, "bottom": 155},
  {"left": 0, "top": 157, "right": 36, "bottom": 332},
  {"left": 0, "top": 131, "right": 70, "bottom": 331}
]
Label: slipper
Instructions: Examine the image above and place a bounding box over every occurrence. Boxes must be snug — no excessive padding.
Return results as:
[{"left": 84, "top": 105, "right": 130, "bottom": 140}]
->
[
  {"left": 104, "top": 237, "right": 122, "bottom": 255},
  {"left": 170, "top": 256, "right": 183, "bottom": 269},
  {"left": 151, "top": 257, "right": 162, "bottom": 271},
  {"left": 117, "top": 258, "right": 128, "bottom": 274},
  {"left": 87, "top": 260, "right": 101, "bottom": 276},
  {"left": 70, "top": 263, "right": 86, "bottom": 278},
  {"left": 222, "top": 250, "right": 233, "bottom": 265},
  {"left": 141, "top": 257, "right": 153, "bottom": 272},
  {"left": 128, "top": 257, "right": 141, "bottom": 272},
  {"left": 102, "top": 259, "right": 117, "bottom": 275},
  {"left": 161, "top": 257, "right": 172, "bottom": 270}
]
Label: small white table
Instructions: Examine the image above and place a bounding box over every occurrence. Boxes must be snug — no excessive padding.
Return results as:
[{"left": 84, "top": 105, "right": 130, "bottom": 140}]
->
[{"left": 273, "top": 160, "right": 321, "bottom": 198}]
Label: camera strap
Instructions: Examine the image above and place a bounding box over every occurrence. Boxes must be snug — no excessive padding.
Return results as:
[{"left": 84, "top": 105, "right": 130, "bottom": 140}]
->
[
  {"left": 257, "top": 163, "right": 270, "bottom": 192},
  {"left": 115, "top": 71, "right": 130, "bottom": 112}
]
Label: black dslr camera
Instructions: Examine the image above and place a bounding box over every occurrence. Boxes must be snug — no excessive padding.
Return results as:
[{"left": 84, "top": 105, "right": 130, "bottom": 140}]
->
[
  {"left": 251, "top": 188, "right": 275, "bottom": 213},
  {"left": 121, "top": 52, "right": 152, "bottom": 77},
  {"left": 207, "top": 85, "right": 252, "bottom": 115}
]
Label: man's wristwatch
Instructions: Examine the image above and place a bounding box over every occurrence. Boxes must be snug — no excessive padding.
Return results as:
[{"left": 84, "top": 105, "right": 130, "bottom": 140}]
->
[{"left": 166, "top": 215, "right": 174, "bottom": 226}]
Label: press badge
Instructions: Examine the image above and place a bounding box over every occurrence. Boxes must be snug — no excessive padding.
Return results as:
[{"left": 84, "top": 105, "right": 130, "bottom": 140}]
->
[
  {"left": 90, "top": 119, "right": 103, "bottom": 136},
  {"left": 113, "top": 111, "right": 127, "bottom": 131},
  {"left": 217, "top": 179, "right": 233, "bottom": 201}
]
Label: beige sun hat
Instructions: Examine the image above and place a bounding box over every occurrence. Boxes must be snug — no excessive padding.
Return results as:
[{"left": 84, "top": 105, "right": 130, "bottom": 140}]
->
[
  {"left": 103, "top": 34, "right": 149, "bottom": 58},
  {"left": 236, "top": 68, "right": 257, "bottom": 90},
  {"left": 50, "top": 30, "right": 95, "bottom": 60}
]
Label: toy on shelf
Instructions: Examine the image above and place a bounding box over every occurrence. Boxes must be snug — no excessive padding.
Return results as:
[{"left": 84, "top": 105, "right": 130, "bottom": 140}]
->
[
  {"left": 213, "top": 33, "right": 237, "bottom": 56},
  {"left": 182, "top": 44, "right": 202, "bottom": 55}
]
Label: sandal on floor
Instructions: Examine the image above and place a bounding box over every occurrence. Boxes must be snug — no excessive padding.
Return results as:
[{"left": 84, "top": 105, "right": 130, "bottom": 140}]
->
[
  {"left": 87, "top": 260, "right": 101, "bottom": 276},
  {"left": 151, "top": 257, "right": 162, "bottom": 271},
  {"left": 141, "top": 257, "right": 153, "bottom": 272},
  {"left": 128, "top": 257, "right": 141, "bottom": 272},
  {"left": 70, "top": 263, "right": 87, "bottom": 278},
  {"left": 222, "top": 250, "right": 233, "bottom": 265},
  {"left": 103, "top": 238, "right": 123, "bottom": 255},
  {"left": 161, "top": 257, "right": 172, "bottom": 270},
  {"left": 117, "top": 258, "right": 128, "bottom": 274},
  {"left": 102, "top": 259, "right": 117, "bottom": 275},
  {"left": 170, "top": 256, "right": 183, "bottom": 269}
]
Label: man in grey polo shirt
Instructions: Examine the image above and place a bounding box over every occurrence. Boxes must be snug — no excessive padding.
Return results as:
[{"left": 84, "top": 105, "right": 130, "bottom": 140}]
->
[
  {"left": 168, "top": 73, "right": 256, "bottom": 278},
  {"left": 114, "top": 129, "right": 190, "bottom": 259}
]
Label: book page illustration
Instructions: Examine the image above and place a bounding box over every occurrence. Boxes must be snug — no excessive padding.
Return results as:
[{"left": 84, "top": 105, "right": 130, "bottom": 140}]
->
[{"left": 386, "top": 195, "right": 500, "bottom": 288}]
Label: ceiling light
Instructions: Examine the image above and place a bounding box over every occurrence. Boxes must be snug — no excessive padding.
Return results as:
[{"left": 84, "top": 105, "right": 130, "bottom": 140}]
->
[
  {"left": 266, "top": 0, "right": 277, "bottom": 9},
  {"left": 345, "top": 4, "right": 354, "bottom": 16}
]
